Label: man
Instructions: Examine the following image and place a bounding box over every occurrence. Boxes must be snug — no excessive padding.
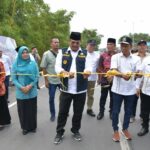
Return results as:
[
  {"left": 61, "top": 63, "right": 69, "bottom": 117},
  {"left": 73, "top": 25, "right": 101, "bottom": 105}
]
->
[
  {"left": 136, "top": 43, "right": 150, "bottom": 136},
  {"left": 31, "top": 47, "right": 41, "bottom": 64},
  {"left": 54, "top": 32, "right": 91, "bottom": 144},
  {"left": 111, "top": 36, "right": 140, "bottom": 142},
  {"left": 31, "top": 47, "right": 41, "bottom": 89},
  {"left": 130, "top": 40, "right": 149, "bottom": 123},
  {"left": 97, "top": 38, "right": 116, "bottom": 120},
  {"left": 0, "top": 50, "right": 11, "bottom": 103},
  {"left": 40, "top": 38, "right": 60, "bottom": 122},
  {"left": 86, "top": 39, "right": 99, "bottom": 117}
]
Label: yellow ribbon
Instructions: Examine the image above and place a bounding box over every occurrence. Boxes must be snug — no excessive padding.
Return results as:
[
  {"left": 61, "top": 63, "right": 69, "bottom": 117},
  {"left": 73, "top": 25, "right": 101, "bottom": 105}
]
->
[{"left": 0, "top": 70, "right": 150, "bottom": 77}]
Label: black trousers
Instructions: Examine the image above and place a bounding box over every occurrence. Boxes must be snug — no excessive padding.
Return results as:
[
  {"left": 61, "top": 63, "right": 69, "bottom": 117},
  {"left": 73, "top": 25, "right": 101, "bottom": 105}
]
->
[
  {"left": 56, "top": 92, "right": 86, "bottom": 135},
  {"left": 17, "top": 97, "right": 37, "bottom": 131},
  {"left": 99, "top": 85, "right": 113, "bottom": 113},
  {"left": 131, "top": 95, "right": 138, "bottom": 117},
  {"left": 140, "top": 93, "right": 150, "bottom": 129},
  {"left": 0, "top": 95, "right": 11, "bottom": 125}
]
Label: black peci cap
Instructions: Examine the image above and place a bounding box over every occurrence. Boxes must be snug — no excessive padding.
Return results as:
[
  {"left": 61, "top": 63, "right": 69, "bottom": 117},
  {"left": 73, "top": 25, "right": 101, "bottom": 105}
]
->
[
  {"left": 70, "top": 32, "right": 81, "bottom": 40},
  {"left": 107, "top": 38, "right": 116, "bottom": 44}
]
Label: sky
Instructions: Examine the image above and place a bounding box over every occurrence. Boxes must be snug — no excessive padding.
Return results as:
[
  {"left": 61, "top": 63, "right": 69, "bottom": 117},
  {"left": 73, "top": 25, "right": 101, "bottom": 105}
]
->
[{"left": 44, "top": 0, "right": 150, "bottom": 47}]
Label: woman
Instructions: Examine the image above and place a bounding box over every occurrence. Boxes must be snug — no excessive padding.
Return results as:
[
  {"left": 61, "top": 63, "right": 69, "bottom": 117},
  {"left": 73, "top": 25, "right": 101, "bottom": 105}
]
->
[
  {"left": 12, "top": 46, "right": 39, "bottom": 135},
  {"left": 0, "top": 61, "right": 11, "bottom": 130}
]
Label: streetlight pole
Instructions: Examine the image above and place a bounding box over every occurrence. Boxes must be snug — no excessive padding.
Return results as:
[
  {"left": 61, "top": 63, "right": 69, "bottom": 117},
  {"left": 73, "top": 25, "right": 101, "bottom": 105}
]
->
[{"left": 132, "top": 22, "right": 135, "bottom": 47}]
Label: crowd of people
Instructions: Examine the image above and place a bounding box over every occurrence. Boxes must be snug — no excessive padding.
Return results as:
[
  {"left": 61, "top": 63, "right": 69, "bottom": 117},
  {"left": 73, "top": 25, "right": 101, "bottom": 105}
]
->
[{"left": 0, "top": 32, "right": 150, "bottom": 145}]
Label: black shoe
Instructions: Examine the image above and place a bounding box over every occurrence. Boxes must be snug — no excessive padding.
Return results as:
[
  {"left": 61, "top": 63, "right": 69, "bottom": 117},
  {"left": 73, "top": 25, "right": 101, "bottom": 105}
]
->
[
  {"left": 54, "top": 133, "right": 64, "bottom": 144},
  {"left": 31, "top": 129, "right": 36, "bottom": 133},
  {"left": 72, "top": 132, "right": 82, "bottom": 141},
  {"left": 50, "top": 116, "right": 55, "bottom": 122},
  {"left": 0, "top": 125, "right": 4, "bottom": 130},
  {"left": 137, "top": 128, "right": 149, "bottom": 136},
  {"left": 22, "top": 130, "right": 28, "bottom": 135},
  {"left": 97, "top": 112, "right": 104, "bottom": 120},
  {"left": 87, "top": 109, "right": 96, "bottom": 117}
]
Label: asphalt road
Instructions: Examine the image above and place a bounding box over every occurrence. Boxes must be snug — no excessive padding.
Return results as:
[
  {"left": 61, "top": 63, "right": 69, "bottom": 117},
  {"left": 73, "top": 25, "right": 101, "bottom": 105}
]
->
[{"left": 0, "top": 79, "right": 150, "bottom": 150}]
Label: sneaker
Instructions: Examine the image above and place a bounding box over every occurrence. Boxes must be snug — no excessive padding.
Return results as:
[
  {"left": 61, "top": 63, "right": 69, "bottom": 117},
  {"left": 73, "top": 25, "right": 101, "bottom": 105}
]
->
[
  {"left": 54, "top": 133, "right": 64, "bottom": 144},
  {"left": 130, "top": 117, "right": 135, "bottom": 123},
  {"left": 112, "top": 131, "right": 120, "bottom": 142},
  {"left": 122, "top": 130, "right": 132, "bottom": 140},
  {"left": 73, "top": 132, "right": 82, "bottom": 141}
]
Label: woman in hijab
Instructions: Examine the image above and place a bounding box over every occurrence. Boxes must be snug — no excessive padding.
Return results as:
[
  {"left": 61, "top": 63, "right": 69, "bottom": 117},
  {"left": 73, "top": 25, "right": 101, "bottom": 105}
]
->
[
  {"left": 12, "top": 46, "right": 39, "bottom": 135},
  {"left": 0, "top": 61, "right": 11, "bottom": 130}
]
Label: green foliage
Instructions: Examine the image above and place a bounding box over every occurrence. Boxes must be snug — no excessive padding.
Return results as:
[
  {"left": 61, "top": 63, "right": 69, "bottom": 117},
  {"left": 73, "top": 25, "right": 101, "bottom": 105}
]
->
[
  {"left": 129, "top": 33, "right": 150, "bottom": 45},
  {"left": 0, "top": 0, "right": 102, "bottom": 56},
  {"left": 119, "top": 33, "right": 150, "bottom": 46},
  {"left": 0, "top": 0, "right": 74, "bottom": 56},
  {"left": 81, "top": 28, "right": 102, "bottom": 50}
]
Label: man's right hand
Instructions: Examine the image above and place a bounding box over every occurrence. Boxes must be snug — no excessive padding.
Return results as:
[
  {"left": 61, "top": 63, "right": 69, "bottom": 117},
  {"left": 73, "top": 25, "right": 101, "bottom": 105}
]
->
[{"left": 121, "top": 74, "right": 131, "bottom": 81}]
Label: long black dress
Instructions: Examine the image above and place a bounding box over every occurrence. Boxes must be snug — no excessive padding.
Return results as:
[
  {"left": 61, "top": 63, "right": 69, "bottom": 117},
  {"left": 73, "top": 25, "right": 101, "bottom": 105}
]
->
[
  {"left": 0, "top": 95, "right": 11, "bottom": 125},
  {"left": 17, "top": 97, "right": 37, "bottom": 131}
]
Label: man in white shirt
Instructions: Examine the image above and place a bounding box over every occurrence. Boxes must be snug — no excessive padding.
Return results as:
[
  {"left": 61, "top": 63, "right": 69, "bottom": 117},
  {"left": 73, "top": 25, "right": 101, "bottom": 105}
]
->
[
  {"left": 54, "top": 32, "right": 91, "bottom": 144},
  {"left": 130, "top": 40, "right": 150, "bottom": 123},
  {"left": 110, "top": 36, "right": 140, "bottom": 142},
  {"left": 0, "top": 50, "right": 11, "bottom": 102},
  {"left": 136, "top": 55, "right": 150, "bottom": 136},
  {"left": 86, "top": 39, "right": 99, "bottom": 117}
]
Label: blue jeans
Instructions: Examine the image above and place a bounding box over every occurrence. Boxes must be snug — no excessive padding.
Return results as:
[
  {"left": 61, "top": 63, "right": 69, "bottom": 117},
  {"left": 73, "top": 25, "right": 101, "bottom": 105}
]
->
[
  {"left": 112, "top": 92, "right": 135, "bottom": 131},
  {"left": 48, "top": 83, "right": 60, "bottom": 117}
]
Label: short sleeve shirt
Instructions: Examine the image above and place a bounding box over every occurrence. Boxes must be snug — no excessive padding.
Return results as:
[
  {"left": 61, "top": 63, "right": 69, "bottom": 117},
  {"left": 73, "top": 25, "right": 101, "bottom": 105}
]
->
[
  {"left": 111, "top": 53, "right": 140, "bottom": 95},
  {"left": 40, "top": 50, "right": 60, "bottom": 84}
]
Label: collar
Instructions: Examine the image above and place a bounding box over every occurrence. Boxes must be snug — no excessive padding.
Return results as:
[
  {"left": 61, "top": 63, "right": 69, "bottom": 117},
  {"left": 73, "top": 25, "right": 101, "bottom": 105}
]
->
[
  {"left": 67, "top": 47, "right": 82, "bottom": 52},
  {"left": 120, "top": 52, "right": 132, "bottom": 58}
]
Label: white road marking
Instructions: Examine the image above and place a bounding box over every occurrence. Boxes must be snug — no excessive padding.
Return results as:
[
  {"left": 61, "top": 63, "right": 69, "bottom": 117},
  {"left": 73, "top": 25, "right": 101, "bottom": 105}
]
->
[
  {"left": 8, "top": 102, "right": 17, "bottom": 108},
  {"left": 119, "top": 118, "right": 131, "bottom": 150}
]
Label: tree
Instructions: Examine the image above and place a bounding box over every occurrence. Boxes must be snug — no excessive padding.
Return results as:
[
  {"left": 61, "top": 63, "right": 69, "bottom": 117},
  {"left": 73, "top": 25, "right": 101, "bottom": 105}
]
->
[
  {"left": 119, "top": 33, "right": 150, "bottom": 46},
  {"left": 81, "top": 28, "right": 103, "bottom": 50},
  {"left": 0, "top": 0, "right": 74, "bottom": 56}
]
